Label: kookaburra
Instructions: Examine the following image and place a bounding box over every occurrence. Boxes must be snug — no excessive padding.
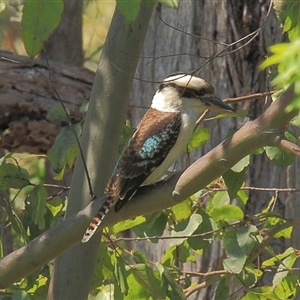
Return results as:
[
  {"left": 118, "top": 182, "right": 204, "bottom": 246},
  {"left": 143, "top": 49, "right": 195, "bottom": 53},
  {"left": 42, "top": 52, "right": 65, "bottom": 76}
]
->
[{"left": 82, "top": 73, "right": 234, "bottom": 243}]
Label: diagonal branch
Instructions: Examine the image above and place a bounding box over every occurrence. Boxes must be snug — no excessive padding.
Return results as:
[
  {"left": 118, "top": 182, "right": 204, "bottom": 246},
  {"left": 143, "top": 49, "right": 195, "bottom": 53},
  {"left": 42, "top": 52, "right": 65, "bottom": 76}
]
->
[
  {"left": 278, "top": 138, "right": 300, "bottom": 158},
  {"left": 0, "top": 86, "right": 298, "bottom": 288}
]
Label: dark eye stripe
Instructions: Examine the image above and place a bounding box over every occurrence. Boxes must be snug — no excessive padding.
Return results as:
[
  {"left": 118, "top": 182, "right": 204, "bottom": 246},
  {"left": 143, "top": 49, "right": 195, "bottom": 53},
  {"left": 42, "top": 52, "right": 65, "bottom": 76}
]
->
[
  {"left": 159, "top": 83, "right": 206, "bottom": 98},
  {"left": 180, "top": 87, "right": 205, "bottom": 98}
]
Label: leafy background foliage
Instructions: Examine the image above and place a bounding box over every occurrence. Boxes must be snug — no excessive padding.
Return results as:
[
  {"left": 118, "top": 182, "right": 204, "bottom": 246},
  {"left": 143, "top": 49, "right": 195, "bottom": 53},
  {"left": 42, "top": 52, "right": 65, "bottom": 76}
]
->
[{"left": 1, "top": 0, "right": 300, "bottom": 299}]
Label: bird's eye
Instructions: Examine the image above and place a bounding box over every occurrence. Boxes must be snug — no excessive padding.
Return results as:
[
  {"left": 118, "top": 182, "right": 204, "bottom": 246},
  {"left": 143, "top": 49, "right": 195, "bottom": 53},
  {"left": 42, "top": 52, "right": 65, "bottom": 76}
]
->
[{"left": 197, "top": 89, "right": 205, "bottom": 96}]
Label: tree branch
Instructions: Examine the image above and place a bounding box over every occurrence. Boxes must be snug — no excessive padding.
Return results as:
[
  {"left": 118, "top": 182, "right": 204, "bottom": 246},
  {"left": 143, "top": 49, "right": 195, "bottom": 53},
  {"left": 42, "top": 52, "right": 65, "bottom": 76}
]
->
[
  {"left": 174, "top": 85, "right": 297, "bottom": 199},
  {"left": 0, "top": 86, "right": 298, "bottom": 289},
  {"left": 279, "top": 138, "right": 300, "bottom": 158}
]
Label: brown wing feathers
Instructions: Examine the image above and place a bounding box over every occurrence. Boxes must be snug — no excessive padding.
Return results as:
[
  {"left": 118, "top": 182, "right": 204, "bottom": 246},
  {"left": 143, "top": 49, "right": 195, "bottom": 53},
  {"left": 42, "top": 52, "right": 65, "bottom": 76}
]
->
[{"left": 82, "top": 109, "right": 181, "bottom": 242}]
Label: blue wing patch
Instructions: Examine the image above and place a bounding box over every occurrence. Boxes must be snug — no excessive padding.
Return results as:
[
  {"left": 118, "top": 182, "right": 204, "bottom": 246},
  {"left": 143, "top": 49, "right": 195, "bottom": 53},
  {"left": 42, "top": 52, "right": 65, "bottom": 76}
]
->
[
  {"left": 106, "top": 108, "right": 181, "bottom": 212},
  {"left": 139, "top": 135, "right": 161, "bottom": 159}
]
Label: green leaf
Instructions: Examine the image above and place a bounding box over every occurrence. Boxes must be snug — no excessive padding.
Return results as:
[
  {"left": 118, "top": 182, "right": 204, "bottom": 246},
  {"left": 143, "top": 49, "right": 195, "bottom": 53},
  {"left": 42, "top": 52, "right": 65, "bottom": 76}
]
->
[
  {"left": 273, "top": 0, "right": 300, "bottom": 40},
  {"left": 124, "top": 273, "right": 149, "bottom": 299},
  {"left": 240, "top": 287, "right": 279, "bottom": 300},
  {"left": 26, "top": 185, "right": 47, "bottom": 230},
  {"left": 91, "top": 243, "right": 114, "bottom": 290},
  {"left": 47, "top": 124, "right": 81, "bottom": 175},
  {"left": 260, "top": 43, "right": 289, "bottom": 69},
  {"left": 0, "top": 163, "right": 30, "bottom": 190},
  {"left": 223, "top": 169, "right": 246, "bottom": 199},
  {"left": 162, "top": 242, "right": 196, "bottom": 266},
  {"left": 206, "top": 190, "right": 230, "bottom": 214},
  {"left": 170, "top": 214, "right": 202, "bottom": 247},
  {"left": 274, "top": 225, "right": 293, "bottom": 239},
  {"left": 222, "top": 225, "right": 257, "bottom": 274},
  {"left": 114, "top": 254, "right": 129, "bottom": 295},
  {"left": 187, "top": 127, "right": 210, "bottom": 153},
  {"left": 160, "top": 0, "right": 178, "bottom": 9},
  {"left": 132, "top": 212, "right": 168, "bottom": 243},
  {"left": 12, "top": 290, "right": 32, "bottom": 300},
  {"left": 215, "top": 276, "right": 230, "bottom": 300},
  {"left": 231, "top": 155, "right": 250, "bottom": 172},
  {"left": 131, "top": 264, "right": 165, "bottom": 299},
  {"left": 111, "top": 216, "right": 146, "bottom": 234},
  {"left": 285, "top": 129, "right": 298, "bottom": 144},
  {"left": 237, "top": 225, "right": 258, "bottom": 256},
  {"left": 116, "top": 0, "right": 140, "bottom": 21},
  {"left": 236, "top": 189, "right": 249, "bottom": 207},
  {"left": 265, "top": 146, "right": 295, "bottom": 167},
  {"left": 79, "top": 101, "right": 89, "bottom": 114},
  {"left": 26, "top": 275, "right": 48, "bottom": 295},
  {"left": 273, "top": 249, "right": 297, "bottom": 288},
  {"left": 161, "top": 246, "right": 177, "bottom": 266},
  {"left": 94, "top": 284, "right": 115, "bottom": 300},
  {"left": 46, "top": 196, "right": 63, "bottom": 217},
  {"left": 188, "top": 209, "right": 215, "bottom": 250},
  {"left": 0, "top": 198, "right": 29, "bottom": 243},
  {"left": 264, "top": 216, "right": 293, "bottom": 239},
  {"left": 209, "top": 204, "right": 244, "bottom": 223},
  {"left": 132, "top": 251, "right": 148, "bottom": 264},
  {"left": 156, "top": 263, "right": 185, "bottom": 300},
  {"left": 273, "top": 276, "right": 298, "bottom": 299},
  {"left": 240, "top": 266, "right": 263, "bottom": 287},
  {"left": 260, "top": 38, "right": 300, "bottom": 98},
  {"left": 46, "top": 105, "right": 70, "bottom": 124},
  {"left": 22, "top": 0, "right": 64, "bottom": 57},
  {"left": 262, "top": 247, "right": 295, "bottom": 267},
  {"left": 171, "top": 198, "right": 192, "bottom": 221},
  {"left": 181, "top": 240, "right": 197, "bottom": 263},
  {"left": 0, "top": 0, "right": 6, "bottom": 13}
]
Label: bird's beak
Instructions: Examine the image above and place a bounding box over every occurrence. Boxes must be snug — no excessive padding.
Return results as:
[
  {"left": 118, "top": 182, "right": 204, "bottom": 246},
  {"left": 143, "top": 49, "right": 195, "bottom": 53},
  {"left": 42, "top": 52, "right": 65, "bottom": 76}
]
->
[{"left": 204, "top": 96, "right": 234, "bottom": 114}]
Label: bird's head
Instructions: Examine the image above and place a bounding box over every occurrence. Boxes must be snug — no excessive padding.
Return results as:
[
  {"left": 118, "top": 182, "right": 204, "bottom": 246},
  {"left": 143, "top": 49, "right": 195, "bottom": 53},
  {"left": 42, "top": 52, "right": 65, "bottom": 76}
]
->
[{"left": 151, "top": 73, "right": 234, "bottom": 114}]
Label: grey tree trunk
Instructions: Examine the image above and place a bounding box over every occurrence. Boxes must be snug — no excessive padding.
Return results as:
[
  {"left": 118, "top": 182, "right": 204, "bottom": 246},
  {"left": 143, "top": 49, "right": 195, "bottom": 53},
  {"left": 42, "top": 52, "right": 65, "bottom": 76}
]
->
[
  {"left": 130, "top": 1, "right": 289, "bottom": 299},
  {"left": 47, "top": 3, "right": 154, "bottom": 299}
]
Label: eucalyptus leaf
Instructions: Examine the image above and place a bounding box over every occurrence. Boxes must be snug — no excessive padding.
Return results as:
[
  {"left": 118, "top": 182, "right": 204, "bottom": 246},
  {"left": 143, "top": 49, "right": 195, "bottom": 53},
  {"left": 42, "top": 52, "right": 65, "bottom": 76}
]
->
[
  {"left": 131, "top": 264, "right": 165, "bottom": 299},
  {"left": 209, "top": 204, "right": 244, "bottom": 222},
  {"left": 26, "top": 185, "right": 47, "bottom": 230},
  {"left": 0, "top": 163, "right": 30, "bottom": 190},
  {"left": 111, "top": 216, "right": 146, "bottom": 234},
  {"left": 116, "top": 0, "right": 140, "bottom": 21},
  {"left": 187, "top": 127, "right": 210, "bottom": 153},
  {"left": 265, "top": 146, "right": 295, "bottom": 167},
  {"left": 223, "top": 169, "right": 246, "bottom": 199},
  {"left": 222, "top": 225, "right": 257, "bottom": 274},
  {"left": 156, "top": 263, "right": 185, "bottom": 300},
  {"left": 170, "top": 214, "right": 203, "bottom": 247},
  {"left": 114, "top": 254, "right": 129, "bottom": 295},
  {"left": 47, "top": 105, "right": 70, "bottom": 124},
  {"left": 160, "top": 0, "right": 178, "bottom": 9},
  {"left": 47, "top": 124, "right": 81, "bottom": 175},
  {"left": 22, "top": 0, "right": 64, "bottom": 57}
]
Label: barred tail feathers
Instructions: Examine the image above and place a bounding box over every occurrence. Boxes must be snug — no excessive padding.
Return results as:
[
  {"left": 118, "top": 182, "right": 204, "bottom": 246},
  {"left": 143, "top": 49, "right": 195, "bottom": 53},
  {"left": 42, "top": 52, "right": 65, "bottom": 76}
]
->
[{"left": 81, "top": 196, "right": 115, "bottom": 243}]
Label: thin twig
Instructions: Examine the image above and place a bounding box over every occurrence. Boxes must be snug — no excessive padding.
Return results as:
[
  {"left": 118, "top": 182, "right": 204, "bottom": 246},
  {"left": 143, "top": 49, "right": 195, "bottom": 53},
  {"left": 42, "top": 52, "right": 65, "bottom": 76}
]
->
[
  {"left": 223, "top": 91, "right": 275, "bottom": 104},
  {"left": 184, "top": 274, "right": 227, "bottom": 297},
  {"left": 208, "top": 186, "right": 300, "bottom": 193},
  {"left": 43, "top": 183, "right": 70, "bottom": 189},
  {"left": 110, "top": 215, "right": 296, "bottom": 243},
  {"left": 41, "top": 55, "right": 96, "bottom": 199}
]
